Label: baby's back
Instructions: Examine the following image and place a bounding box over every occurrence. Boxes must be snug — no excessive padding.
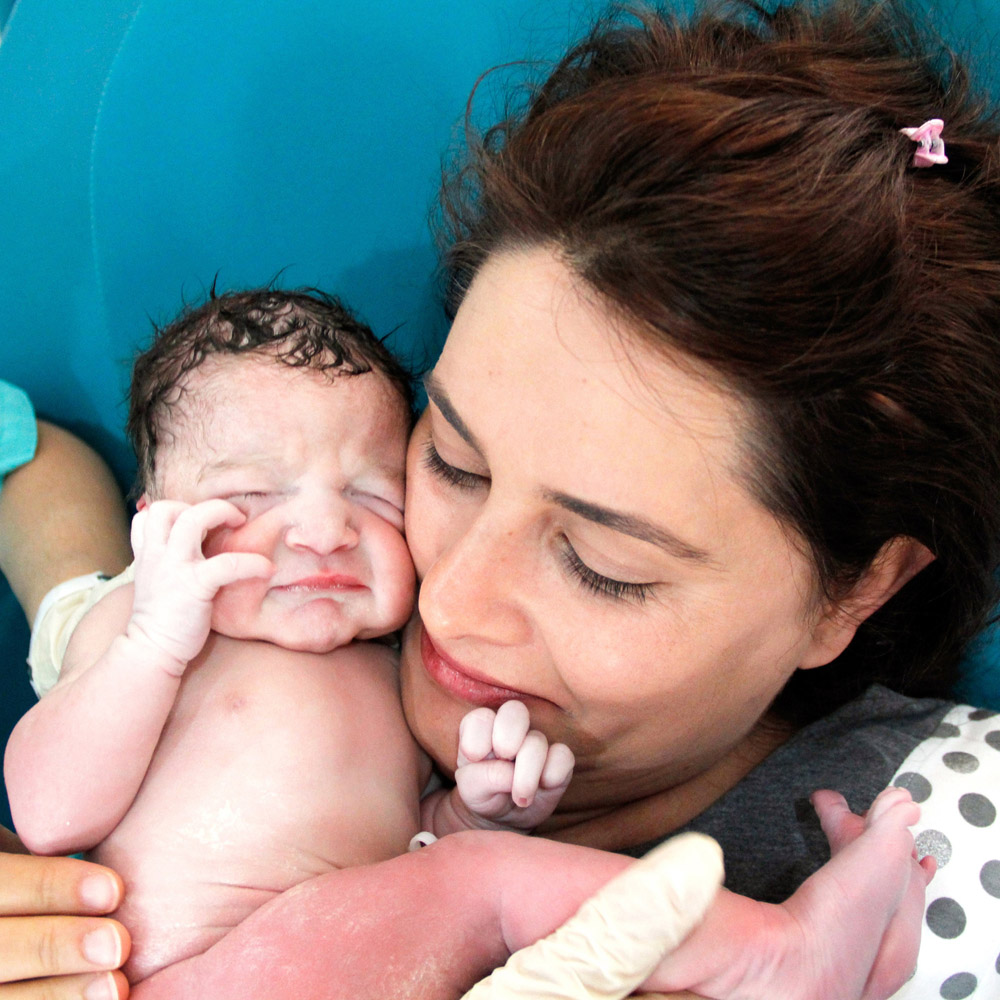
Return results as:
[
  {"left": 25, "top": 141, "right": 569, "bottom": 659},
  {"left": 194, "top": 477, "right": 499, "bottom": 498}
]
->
[{"left": 70, "top": 589, "right": 426, "bottom": 980}]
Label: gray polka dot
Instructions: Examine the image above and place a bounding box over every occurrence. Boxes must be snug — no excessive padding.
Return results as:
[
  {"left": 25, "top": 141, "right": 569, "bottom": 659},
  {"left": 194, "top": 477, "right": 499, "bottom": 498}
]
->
[
  {"left": 996, "top": 949, "right": 1000, "bottom": 974},
  {"left": 958, "top": 792, "right": 996, "bottom": 827},
  {"left": 940, "top": 972, "right": 977, "bottom": 999},
  {"left": 969, "top": 709, "right": 997, "bottom": 720},
  {"left": 980, "top": 859, "right": 1000, "bottom": 898},
  {"left": 934, "top": 722, "right": 961, "bottom": 738},
  {"left": 926, "top": 897, "right": 966, "bottom": 939},
  {"left": 986, "top": 731, "right": 1000, "bottom": 751},
  {"left": 915, "top": 829, "right": 952, "bottom": 867},
  {"left": 895, "top": 772, "right": 932, "bottom": 803},
  {"left": 943, "top": 751, "right": 979, "bottom": 773}
]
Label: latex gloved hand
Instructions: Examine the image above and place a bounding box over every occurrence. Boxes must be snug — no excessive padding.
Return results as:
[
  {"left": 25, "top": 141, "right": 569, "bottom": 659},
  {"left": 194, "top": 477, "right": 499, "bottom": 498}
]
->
[{"left": 461, "top": 832, "right": 722, "bottom": 1000}]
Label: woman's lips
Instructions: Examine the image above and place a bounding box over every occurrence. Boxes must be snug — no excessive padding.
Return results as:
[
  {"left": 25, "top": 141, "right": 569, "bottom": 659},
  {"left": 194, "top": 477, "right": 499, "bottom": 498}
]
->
[{"left": 419, "top": 625, "right": 533, "bottom": 709}]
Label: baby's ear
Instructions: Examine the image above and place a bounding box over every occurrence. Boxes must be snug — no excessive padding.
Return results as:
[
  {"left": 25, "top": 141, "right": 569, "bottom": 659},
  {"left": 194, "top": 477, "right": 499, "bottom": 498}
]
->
[
  {"left": 136, "top": 494, "right": 149, "bottom": 511},
  {"left": 799, "top": 536, "right": 935, "bottom": 670}
]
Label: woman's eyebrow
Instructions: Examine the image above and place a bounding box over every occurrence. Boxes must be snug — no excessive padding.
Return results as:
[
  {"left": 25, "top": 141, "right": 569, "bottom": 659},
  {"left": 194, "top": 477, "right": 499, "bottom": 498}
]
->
[
  {"left": 422, "top": 373, "right": 484, "bottom": 453},
  {"left": 544, "top": 490, "right": 713, "bottom": 564},
  {"left": 423, "top": 372, "right": 711, "bottom": 563}
]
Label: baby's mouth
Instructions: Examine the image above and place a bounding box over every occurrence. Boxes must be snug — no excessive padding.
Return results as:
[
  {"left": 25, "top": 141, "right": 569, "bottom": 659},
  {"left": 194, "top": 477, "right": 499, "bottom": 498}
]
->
[{"left": 275, "top": 574, "right": 367, "bottom": 592}]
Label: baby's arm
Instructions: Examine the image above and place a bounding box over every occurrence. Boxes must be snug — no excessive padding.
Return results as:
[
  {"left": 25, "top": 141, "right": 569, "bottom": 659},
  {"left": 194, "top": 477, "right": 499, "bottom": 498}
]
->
[
  {"left": 3, "top": 499, "right": 272, "bottom": 855},
  {"left": 421, "top": 701, "right": 575, "bottom": 836}
]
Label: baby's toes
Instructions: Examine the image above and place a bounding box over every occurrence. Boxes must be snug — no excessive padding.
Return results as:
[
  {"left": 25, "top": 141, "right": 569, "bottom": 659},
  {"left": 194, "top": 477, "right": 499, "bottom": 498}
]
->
[{"left": 865, "top": 786, "right": 919, "bottom": 831}]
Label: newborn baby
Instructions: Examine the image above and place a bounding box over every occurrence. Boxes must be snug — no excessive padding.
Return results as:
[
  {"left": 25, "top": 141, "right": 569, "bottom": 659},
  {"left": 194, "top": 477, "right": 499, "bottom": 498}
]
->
[{"left": 5, "top": 290, "right": 574, "bottom": 981}]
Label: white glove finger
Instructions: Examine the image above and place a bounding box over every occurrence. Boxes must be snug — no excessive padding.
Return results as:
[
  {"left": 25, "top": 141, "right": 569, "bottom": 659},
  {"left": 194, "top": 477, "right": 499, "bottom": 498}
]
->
[
  {"left": 510, "top": 730, "right": 549, "bottom": 808},
  {"left": 196, "top": 552, "right": 274, "bottom": 594},
  {"left": 458, "top": 708, "right": 500, "bottom": 767},
  {"left": 170, "top": 499, "right": 247, "bottom": 559},
  {"left": 492, "top": 700, "right": 530, "bottom": 760},
  {"left": 540, "top": 743, "right": 576, "bottom": 791},
  {"left": 462, "top": 832, "right": 724, "bottom": 1000},
  {"left": 455, "top": 759, "right": 516, "bottom": 813}
]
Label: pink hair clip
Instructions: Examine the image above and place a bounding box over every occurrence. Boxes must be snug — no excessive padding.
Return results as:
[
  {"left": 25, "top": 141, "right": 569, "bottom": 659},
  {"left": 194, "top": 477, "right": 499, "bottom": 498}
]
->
[{"left": 899, "top": 118, "right": 948, "bottom": 168}]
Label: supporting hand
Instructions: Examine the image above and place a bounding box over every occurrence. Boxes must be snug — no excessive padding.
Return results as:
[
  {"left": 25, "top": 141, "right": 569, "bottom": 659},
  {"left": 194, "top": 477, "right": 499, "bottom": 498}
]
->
[{"left": 0, "top": 832, "right": 131, "bottom": 999}]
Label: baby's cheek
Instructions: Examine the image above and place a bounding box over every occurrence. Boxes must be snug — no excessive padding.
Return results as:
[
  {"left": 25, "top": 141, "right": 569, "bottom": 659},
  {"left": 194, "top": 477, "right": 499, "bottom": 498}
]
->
[
  {"left": 379, "top": 532, "right": 417, "bottom": 629},
  {"left": 202, "top": 524, "right": 236, "bottom": 558},
  {"left": 203, "top": 520, "right": 270, "bottom": 558},
  {"left": 209, "top": 579, "right": 261, "bottom": 639}
]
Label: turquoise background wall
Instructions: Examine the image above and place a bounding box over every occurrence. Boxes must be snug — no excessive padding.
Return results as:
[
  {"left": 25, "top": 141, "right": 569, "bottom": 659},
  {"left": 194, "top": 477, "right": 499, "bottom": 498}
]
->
[{"left": 1, "top": 0, "right": 998, "bottom": 831}]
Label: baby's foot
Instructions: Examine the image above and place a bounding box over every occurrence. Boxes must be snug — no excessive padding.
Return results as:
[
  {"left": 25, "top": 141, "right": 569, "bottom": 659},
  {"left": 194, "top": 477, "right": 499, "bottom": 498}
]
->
[{"left": 646, "top": 786, "right": 932, "bottom": 1000}]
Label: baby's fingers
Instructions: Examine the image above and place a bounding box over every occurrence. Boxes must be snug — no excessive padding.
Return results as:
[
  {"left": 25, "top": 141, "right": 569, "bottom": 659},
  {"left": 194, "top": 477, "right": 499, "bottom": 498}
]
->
[
  {"left": 510, "top": 730, "right": 549, "bottom": 808},
  {"left": 457, "top": 702, "right": 533, "bottom": 768},
  {"left": 540, "top": 743, "right": 575, "bottom": 792},
  {"left": 198, "top": 552, "right": 274, "bottom": 592},
  {"left": 454, "top": 759, "right": 518, "bottom": 816},
  {"left": 167, "top": 500, "right": 247, "bottom": 560},
  {"left": 491, "top": 701, "right": 530, "bottom": 760},
  {"left": 133, "top": 499, "right": 245, "bottom": 562},
  {"left": 458, "top": 708, "right": 500, "bottom": 767}
]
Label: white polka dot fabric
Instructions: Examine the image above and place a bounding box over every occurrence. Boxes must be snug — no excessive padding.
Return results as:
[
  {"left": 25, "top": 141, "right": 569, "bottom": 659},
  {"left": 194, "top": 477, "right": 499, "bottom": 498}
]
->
[{"left": 890, "top": 705, "right": 1000, "bottom": 999}]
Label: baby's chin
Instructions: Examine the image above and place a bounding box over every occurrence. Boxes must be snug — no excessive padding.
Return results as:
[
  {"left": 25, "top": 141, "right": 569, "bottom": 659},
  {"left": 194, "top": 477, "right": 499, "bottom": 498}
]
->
[
  {"left": 208, "top": 596, "right": 410, "bottom": 653},
  {"left": 211, "top": 623, "right": 361, "bottom": 654}
]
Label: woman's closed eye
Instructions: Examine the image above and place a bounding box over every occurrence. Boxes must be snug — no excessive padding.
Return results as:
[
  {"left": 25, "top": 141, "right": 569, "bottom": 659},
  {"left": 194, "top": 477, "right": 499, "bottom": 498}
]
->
[
  {"left": 422, "top": 440, "right": 489, "bottom": 491},
  {"left": 560, "top": 538, "right": 654, "bottom": 605}
]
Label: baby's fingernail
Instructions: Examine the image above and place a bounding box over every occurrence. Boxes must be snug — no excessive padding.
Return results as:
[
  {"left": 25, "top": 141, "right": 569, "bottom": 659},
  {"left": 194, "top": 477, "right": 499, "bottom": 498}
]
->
[
  {"left": 82, "top": 926, "right": 122, "bottom": 967},
  {"left": 79, "top": 873, "right": 118, "bottom": 911},
  {"left": 84, "top": 971, "right": 118, "bottom": 1000}
]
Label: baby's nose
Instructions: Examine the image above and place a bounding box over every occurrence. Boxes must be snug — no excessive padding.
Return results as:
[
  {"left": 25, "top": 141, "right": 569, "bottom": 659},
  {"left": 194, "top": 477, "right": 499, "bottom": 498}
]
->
[{"left": 283, "top": 495, "right": 359, "bottom": 555}]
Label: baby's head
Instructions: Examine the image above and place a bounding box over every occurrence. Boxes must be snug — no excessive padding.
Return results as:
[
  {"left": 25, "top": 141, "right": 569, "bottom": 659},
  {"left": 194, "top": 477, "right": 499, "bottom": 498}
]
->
[{"left": 128, "top": 288, "right": 417, "bottom": 652}]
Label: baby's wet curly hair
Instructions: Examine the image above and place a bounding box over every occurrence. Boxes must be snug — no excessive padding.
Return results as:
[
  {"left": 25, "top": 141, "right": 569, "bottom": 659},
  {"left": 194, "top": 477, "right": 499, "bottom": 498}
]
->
[{"left": 128, "top": 287, "right": 414, "bottom": 494}]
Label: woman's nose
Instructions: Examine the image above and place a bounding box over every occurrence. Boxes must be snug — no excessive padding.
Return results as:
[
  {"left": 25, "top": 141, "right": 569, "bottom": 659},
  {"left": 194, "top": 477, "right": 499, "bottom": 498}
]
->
[
  {"left": 283, "top": 495, "right": 359, "bottom": 555},
  {"left": 417, "top": 508, "right": 532, "bottom": 647}
]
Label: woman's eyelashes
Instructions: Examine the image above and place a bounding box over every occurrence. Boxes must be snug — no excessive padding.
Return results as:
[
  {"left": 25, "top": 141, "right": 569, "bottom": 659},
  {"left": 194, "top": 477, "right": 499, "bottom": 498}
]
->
[
  {"left": 560, "top": 539, "right": 654, "bottom": 605},
  {"left": 424, "top": 437, "right": 655, "bottom": 604},
  {"left": 422, "top": 440, "right": 489, "bottom": 491}
]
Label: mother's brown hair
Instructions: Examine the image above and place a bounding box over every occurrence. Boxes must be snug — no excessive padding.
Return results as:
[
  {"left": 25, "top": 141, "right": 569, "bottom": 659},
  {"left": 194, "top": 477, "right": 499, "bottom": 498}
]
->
[{"left": 439, "top": 0, "right": 1000, "bottom": 722}]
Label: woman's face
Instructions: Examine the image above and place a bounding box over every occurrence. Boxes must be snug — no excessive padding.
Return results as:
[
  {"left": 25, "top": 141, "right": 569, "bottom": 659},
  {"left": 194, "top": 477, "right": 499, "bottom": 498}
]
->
[{"left": 401, "top": 247, "right": 840, "bottom": 815}]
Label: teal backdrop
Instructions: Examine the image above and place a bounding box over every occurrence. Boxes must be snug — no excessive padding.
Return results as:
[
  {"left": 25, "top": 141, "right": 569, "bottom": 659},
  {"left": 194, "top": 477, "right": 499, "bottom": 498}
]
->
[{"left": 1, "top": 0, "right": 998, "bottom": 831}]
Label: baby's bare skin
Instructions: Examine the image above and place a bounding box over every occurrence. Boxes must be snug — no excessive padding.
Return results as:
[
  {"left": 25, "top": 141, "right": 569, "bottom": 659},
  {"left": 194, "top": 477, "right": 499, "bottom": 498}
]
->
[
  {"left": 4, "top": 360, "right": 575, "bottom": 988},
  {"left": 69, "top": 583, "right": 427, "bottom": 981}
]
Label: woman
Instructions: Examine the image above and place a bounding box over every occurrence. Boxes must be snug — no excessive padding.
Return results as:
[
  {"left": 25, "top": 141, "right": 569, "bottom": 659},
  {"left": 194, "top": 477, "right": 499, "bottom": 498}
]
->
[{"left": 3, "top": 0, "right": 999, "bottom": 997}]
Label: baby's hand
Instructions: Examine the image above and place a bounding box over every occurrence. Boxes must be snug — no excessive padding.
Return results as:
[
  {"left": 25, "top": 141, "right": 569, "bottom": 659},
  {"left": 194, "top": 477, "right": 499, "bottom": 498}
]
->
[
  {"left": 454, "top": 701, "right": 575, "bottom": 831},
  {"left": 128, "top": 499, "right": 273, "bottom": 672}
]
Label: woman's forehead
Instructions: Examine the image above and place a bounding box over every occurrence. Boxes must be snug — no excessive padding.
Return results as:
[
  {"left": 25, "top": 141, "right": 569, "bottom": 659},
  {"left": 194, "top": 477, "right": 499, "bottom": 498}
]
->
[
  {"left": 438, "top": 248, "right": 745, "bottom": 464},
  {"left": 432, "top": 248, "right": 775, "bottom": 558}
]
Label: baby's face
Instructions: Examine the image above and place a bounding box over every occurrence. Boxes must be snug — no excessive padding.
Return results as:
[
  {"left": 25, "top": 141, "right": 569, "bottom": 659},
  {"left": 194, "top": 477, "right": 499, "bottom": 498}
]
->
[{"left": 149, "top": 354, "right": 414, "bottom": 652}]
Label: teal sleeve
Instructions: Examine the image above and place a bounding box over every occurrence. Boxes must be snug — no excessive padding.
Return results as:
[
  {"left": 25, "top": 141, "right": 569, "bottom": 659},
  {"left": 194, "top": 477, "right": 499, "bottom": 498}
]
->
[{"left": 0, "top": 379, "right": 37, "bottom": 489}]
